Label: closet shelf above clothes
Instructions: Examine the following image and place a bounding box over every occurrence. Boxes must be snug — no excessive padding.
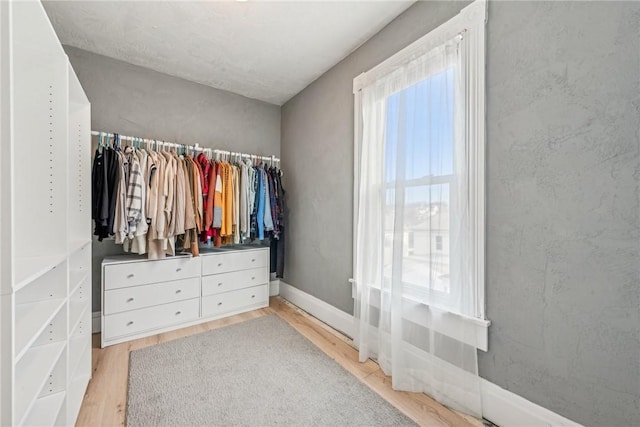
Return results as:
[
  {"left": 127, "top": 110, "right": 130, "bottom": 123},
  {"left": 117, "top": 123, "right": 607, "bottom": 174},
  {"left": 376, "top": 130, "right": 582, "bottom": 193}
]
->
[{"left": 91, "top": 130, "right": 286, "bottom": 279}]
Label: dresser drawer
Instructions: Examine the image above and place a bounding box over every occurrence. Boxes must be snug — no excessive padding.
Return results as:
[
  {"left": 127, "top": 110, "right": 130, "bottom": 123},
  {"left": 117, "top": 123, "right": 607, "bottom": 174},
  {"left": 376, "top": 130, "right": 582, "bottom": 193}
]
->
[
  {"left": 202, "top": 285, "right": 268, "bottom": 318},
  {"left": 103, "top": 277, "right": 200, "bottom": 315},
  {"left": 202, "top": 267, "right": 267, "bottom": 296},
  {"left": 201, "top": 249, "right": 268, "bottom": 275},
  {"left": 103, "top": 298, "right": 200, "bottom": 340},
  {"left": 104, "top": 257, "right": 200, "bottom": 290}
]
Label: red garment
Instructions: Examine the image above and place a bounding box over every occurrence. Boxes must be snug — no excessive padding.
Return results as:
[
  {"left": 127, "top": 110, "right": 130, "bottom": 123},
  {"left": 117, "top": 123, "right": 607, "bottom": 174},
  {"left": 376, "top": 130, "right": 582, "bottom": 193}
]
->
[
  {"left": 196, "top": 153, "right": 210, "bottom": 202},
  {"left": 193, "top": 159, "right": 206, "bottom": 231},
  {"left": 196, "top": 153, "right": 212, "bottom": 243},
  {"left": 205, "top": 161, "right": 216, "bottom": 230}
]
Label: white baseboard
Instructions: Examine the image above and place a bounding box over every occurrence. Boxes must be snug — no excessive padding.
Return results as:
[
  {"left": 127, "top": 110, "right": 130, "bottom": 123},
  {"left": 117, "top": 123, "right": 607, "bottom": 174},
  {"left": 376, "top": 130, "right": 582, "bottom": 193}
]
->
[
  {"left": 92, "top": 311, "right": 101, "bottom": 334},
  {"left": 481, "top": 379, "right": 582, "bottom": 427},
  {"left": 279, "top": 281, "right": 354, "bottom": 338},
  {"left": 278, "top": 283, "right": 582, "bottom": 427},
  {"left": 269, "top": 279, "right": 280, "bottom": 296}
]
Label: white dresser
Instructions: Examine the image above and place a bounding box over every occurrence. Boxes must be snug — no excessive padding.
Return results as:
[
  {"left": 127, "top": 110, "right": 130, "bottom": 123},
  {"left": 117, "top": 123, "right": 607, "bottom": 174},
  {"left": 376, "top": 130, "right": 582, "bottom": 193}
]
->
[{"left": 101, "top": 246, "right": 270, "bottom": 347}]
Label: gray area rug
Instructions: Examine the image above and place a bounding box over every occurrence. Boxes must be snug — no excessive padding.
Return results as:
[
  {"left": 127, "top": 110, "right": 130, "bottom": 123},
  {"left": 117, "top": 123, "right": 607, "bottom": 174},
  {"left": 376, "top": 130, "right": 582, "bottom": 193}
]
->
[{"left": 127, "top": 314, "right": 416, "bottom": 426}]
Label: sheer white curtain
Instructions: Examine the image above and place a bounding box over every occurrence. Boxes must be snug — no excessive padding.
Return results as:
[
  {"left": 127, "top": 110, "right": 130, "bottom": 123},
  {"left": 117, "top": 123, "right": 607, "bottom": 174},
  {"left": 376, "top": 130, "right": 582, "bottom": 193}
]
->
[{"left": 354, "top": 34, "right": 483, "bottom": 417}]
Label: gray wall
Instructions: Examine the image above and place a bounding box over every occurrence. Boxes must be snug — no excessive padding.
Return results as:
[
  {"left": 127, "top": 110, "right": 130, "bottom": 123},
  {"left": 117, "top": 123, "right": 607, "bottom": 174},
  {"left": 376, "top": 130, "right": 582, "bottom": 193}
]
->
[
  {"left": 481, "top": 2, "right": 639, "bottom": 425},
  {"left": 65, "top": 46, "right": 281, "bottom": 313},
  {"left": 281, "top": 1, "right": 470, "bottom": 313},
  {"left": 281, "top": 1, "right": 640, "bottom": 426}
]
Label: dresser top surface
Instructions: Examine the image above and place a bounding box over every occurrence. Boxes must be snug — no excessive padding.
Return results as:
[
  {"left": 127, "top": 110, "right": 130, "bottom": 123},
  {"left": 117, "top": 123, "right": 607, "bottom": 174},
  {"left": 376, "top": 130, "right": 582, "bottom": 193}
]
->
[{"left": 102, "top": 245, "right": 270, "bottom": 266}]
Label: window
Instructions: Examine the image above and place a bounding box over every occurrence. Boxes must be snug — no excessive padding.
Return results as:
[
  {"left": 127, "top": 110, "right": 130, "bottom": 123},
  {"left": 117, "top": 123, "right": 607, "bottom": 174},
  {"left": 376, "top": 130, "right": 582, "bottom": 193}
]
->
[
  {"left": 353, "top": 0, "right": 487, "bottom": 325},
  {"left": 383, "top": 65, "right": 455, "bottom": 303}
]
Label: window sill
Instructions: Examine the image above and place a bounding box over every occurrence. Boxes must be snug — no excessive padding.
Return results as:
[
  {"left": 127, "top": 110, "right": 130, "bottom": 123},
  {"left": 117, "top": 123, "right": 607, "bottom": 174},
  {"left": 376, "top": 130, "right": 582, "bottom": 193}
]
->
[
  {"left": 350, "top": 280, "right": 490, "bottom": 351},
  {"left": 404, "top": 296, "right": 491, "bottom": 352}
]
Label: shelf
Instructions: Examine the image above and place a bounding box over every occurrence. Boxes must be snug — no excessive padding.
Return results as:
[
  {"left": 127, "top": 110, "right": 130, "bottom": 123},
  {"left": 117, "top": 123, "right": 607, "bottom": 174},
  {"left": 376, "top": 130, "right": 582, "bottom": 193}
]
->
[
  {"left": 68, "top": 374, "right": 91, "bottom": 424},
  {"left": 69, "top": 300, "right": 90, "bottom": 337},
  {"left": 20, "top": 391, "right": 66, "bottom": 427},
  {"left": 69, "top": 336, "right": 91, "bottom": 381},
  {"left": 14, "top": 299, "right": 66, "bottom": 361},
  {"left": 13, "top": 255, "right": 67, "bottom": 292},
  {"left": 69, "top": 239, "right": 91, "bottom": 254},
  {"left": 69, "top": 270, "right": 89, "bottom": 296},
  {"left": 15, "top": 342, "right": 66, "bottom": 424}
]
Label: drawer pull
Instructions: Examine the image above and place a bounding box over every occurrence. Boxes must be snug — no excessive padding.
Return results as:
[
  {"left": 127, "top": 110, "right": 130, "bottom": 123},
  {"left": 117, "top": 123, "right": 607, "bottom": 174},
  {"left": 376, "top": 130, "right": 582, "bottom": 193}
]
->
[
  {"left": 251, "top": 277, "right": 255, "bottom": 280},
  {"left": 175, "top": 289, "right": 182, "bottom": 294},
  {"left": 127, "top": 321, "right": 134, "bottom": 326},
  {"left": 218, "top": 263, "right": 223, "bottom": 267},
  {"left": 175, "top": 311, "right": 181, "bottom": 316},
  {"left": 251, "top": 258, "right": 256, "bottom": 262},
  {"left": 127, "top": 297, "right": 134, "bottom": 303},
  {"left": 176, "top": 268, "right": 182, "bottom": 272},
  {"left": 251, "top": 295, "right": 255, "bottom": 298},
  {"left": 217, "top": 302, "right": 223, "bottom": 306},
  {"left": 127, "top": 274, "right": 135, "bottom": 279},
  {"left": 218, "top": 282, "right": 223, "bottom": 287}
]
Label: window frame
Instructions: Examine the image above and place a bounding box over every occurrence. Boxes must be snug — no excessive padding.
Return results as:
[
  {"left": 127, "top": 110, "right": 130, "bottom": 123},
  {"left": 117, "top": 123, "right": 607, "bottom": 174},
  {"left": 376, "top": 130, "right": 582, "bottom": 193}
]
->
[{"left": 352, "top": 0, "right": 489, "bottom": 349}]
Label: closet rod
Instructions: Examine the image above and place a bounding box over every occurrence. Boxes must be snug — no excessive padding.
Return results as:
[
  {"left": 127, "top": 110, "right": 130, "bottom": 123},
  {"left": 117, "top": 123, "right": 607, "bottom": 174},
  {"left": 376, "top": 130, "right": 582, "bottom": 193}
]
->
[{"left": 90, "top": 130, "right": 280, "bottom": 163}]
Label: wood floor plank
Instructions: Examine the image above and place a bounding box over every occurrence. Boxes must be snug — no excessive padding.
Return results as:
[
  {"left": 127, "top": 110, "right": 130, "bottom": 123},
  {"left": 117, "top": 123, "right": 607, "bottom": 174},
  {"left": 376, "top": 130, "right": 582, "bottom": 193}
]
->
[
  {"left": 75, "top": 297, "right": 480, "bottom": 427},
  {"left": 362, "top": 370, "right": 473, "bottom": 427}
]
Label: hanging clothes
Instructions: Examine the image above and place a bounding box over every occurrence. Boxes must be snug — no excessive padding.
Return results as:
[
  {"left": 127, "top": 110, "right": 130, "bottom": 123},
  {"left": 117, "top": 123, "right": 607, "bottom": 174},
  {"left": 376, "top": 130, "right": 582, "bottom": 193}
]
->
[
  {"left": 198, "top": 153, "right": 213, "bottom": 243},
  {"left": 174, "top": 155, "right": 186, "bottom": 237},
  {"left": 113, "top": 149, "right": 129, "bottom": 245},
  {"left": 91, "top": 148, "right": 107, "bottom": 239},
  {"left": 212, "top": 162, "right": 223, "bottom": 229},
  {"left": 232, "top": 164, "right": 240, "bottom": 244},
  {"left": 239, "top": 160, "right": 249, "bottom": 242},
  {"left": 262, "top": 167, "right": 274, "bottom": 233},
  {"left": 248, "top": 161, "right": 258, "bottom": 240},
  {"left": 125, "top": 146, "right": 143, "bottom": 238},
  {"left": 92, "top": 143, "right": 121, "bottom": 241},
  {"left": 270, "top": 167, "right": 286, "bottom": 278},
  {"left": 92, "top": 134, "right": 285, "bottom": 262},
  {"left": 124, "top": 147, "right": 149, "bottom": 255},
  {"left": 255, "top": 166, "right": 265, "bottom": 240},
  {"left": 203, "top": 162, "right": 213, "bottom": 236},
  {"left": 269, "top": 167, "right": 282, "bottom": 239},
  {"left": 147, "top": 150, "right": 166, "bottom": 259}
]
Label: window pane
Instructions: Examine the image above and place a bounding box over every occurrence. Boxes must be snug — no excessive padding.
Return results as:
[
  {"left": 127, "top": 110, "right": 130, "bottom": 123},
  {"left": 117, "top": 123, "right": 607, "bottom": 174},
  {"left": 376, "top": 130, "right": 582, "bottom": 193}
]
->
[
  {"left": 402, "top": 184, "right": 450, "bottom": 294},
  {"left": 383, "top": 66, "right": 455, "bottom": 297},
  {"left": 383, "top": 188, "right": 395, "bottom": 284},
  {"left": 385, "top": 67, "right": 454, "bottom": 184}
]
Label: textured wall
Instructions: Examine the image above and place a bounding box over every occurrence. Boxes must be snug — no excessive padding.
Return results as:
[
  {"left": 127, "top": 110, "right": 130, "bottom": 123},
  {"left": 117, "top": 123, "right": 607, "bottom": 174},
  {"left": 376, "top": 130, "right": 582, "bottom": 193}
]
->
[
  {"left": 280, "top": 1, "right": 469, "bottom": 313},
  {"left": 281, "top": 1, "right": 640, "bottom": 425},
  {"left": 65, "top": 46, "right": 281, "bottom": 313},
  {"left": 480, "top": 2, "right": 640, "bottom": 426}
]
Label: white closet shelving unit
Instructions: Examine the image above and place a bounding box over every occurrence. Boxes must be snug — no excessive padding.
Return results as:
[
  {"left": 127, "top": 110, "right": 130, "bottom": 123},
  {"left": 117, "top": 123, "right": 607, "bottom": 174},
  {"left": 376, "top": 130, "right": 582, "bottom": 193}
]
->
[{"left": 0, "top": 1, "right": 92, "bottom": 426}]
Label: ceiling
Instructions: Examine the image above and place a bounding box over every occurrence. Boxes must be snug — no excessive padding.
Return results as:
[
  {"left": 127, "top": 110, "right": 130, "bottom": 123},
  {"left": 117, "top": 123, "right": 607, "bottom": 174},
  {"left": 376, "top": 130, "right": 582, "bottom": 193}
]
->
[{"left": 43, "top": 1, "right": 414, "bottom": 105}]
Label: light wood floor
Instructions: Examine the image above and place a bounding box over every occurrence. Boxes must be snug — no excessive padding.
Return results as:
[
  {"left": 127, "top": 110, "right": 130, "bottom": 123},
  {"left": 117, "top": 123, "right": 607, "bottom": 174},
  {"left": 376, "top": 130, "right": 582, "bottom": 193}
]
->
[{"left": 77, "top": 297, "right": 481, "bottom": 427}]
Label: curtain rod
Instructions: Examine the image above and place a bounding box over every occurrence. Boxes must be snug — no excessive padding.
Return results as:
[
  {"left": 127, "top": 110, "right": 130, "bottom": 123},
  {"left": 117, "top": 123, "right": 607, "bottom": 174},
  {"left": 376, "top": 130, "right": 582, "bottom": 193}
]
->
[{"left": 91, "top": 130, "right": 280, "bottom": 163}]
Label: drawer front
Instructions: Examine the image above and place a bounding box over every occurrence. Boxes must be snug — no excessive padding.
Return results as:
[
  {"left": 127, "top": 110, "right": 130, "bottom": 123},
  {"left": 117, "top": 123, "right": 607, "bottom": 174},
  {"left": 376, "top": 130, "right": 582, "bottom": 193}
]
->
[
  {"left": 104, "top": 257, "right": 200, "bottom": 290},
  {"left": 103, "top": 277, "right": 200, "bottom": 315},
  {"left": 103, "top": 298, "right": 200, "bottom": 340},
  {"left": 201, "top": 249, "right": 268, "bottom": 275},
  {"left": 202, "top": 267, "right": 268, "bottom": 296},
  {"left": 202, "top": 285, "right": 269, "bottom": 318}
]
